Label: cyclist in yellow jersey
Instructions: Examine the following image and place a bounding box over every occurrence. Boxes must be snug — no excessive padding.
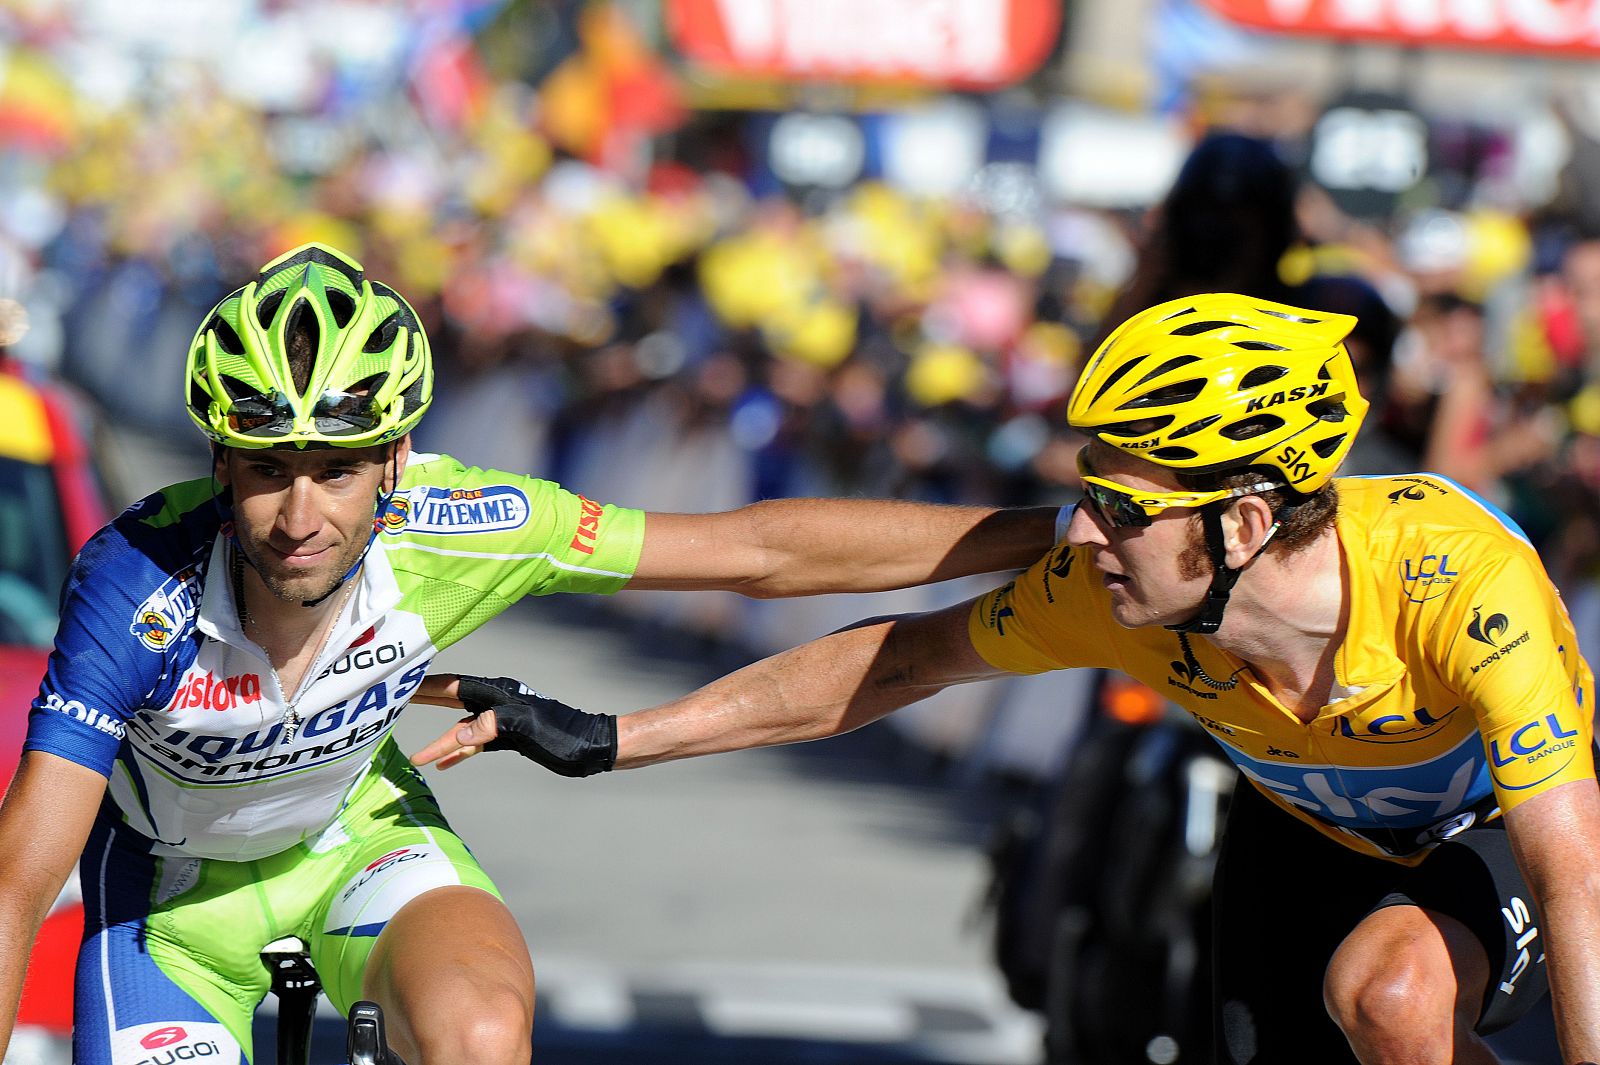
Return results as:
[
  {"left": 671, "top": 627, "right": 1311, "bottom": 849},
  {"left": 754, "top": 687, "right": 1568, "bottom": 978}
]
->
[{"left": 421, "top": 293, "right": 1600, "bottom": 1064}]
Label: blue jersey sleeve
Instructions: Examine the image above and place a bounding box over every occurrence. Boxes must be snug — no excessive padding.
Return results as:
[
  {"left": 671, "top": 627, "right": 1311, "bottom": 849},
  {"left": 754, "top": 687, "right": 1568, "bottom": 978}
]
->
[{"left": 25, "top": 504, "right": 203, "bottom": 777}]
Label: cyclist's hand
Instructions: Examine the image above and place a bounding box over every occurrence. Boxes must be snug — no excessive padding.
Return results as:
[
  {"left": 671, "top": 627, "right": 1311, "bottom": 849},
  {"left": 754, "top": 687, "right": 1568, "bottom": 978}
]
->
[
  {"left": 410, "top": 673, "right": 617, "bottom": 777},
  {"left": 410, "top": 674, "right": 482, "bottom": 769}
]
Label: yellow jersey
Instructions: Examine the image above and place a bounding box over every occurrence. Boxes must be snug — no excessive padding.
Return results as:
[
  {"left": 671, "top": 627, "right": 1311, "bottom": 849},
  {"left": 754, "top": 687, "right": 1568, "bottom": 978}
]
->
[{"left": 970, "top": 474, "right": 1595, "bottom": 863}]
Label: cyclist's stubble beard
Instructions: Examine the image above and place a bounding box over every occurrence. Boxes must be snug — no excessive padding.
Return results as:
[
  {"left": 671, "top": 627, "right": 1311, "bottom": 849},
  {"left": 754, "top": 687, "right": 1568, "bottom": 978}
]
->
[{"left": 235, "top": 501, "right": 375, "bottom": 606}]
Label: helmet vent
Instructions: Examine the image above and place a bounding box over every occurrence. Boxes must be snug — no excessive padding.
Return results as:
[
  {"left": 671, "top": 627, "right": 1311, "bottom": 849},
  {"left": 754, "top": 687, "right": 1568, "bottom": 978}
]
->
[
  {"left": 219, "top": 374, "right": 263, "bottom": 400},
  {"left": 1151, "top": 446, "right": 1198, "bottom": 461},
  {"left": 1120, "top": 380, "right": 1204, "bottom": 409},
  {"left": 256, "top": 289, "right": 287, "bottom": 329},
  {"left": 1234, "top": 340, "right": 1287, "bottom": 351},
  {"left": 188, "top": 378, "right": 212, "bottom": 418},
  {"left": 1170, "top": 320, "right": 1235, "bottom": 337},
  {"left": 1099, "top": 416, "right": 1173, "bottom": 438},
  {"left": 1135, "top": 355, "right": 1200, "bottom": 385},
  {"left": 364, "top": 312, "right": 402, "bottom": 354},
  {"left": 1308, "top": 398, "right": 1347, "bottom": 422},
  {"left": 285, "top": 301, "right": 321, "bottom": 393},
  {"left": 206, "top": 315, "right": 244, "bottom": 356},
  {"left": 1220, "top": 414, "right": 1284, "bottom": 440},
  {"left": 1169, "top": 414, "right": 1221, "bottom": 440},
  {"left": 1089, "top": 354, "right": 1147, "bottom": 406},
  {"left": 1259, "top": 308, "right": 1320, "bottom": 324},
  {"left": 349, "top": 373, "right": 386, "bottom": 399},
  {"left": 397, "top": 377, "right": 428, "bottom": 423},
  {"left": 1239, "top": 365, "right": 1289, "bottom": 390},
  {"left": 327, "top": 289, "right": 356, "bottom": 328},
  {"left": 1312, "top": 434, "right": 1347, "bottom": 458},
  {"left": 1157, "top": 306, "right": 1197, "bottom": 322}
]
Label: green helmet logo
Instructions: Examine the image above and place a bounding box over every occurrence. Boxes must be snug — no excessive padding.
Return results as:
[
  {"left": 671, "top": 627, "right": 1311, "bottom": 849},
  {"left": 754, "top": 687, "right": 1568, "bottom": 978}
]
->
[{"left": 184, "top": 243, "right": 433, "bottom": 449}]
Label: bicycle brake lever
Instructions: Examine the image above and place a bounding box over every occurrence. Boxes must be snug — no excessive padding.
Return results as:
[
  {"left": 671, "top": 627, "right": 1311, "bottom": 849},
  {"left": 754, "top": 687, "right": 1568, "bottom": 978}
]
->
[{"left": 345, "top": 1000, "right": 398, "bottom": 1065}]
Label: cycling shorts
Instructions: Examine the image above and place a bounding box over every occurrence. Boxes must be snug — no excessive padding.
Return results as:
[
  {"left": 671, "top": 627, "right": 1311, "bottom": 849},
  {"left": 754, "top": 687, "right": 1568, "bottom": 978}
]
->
[
  {"left": 1214, "top": 780, "right": 1547, "bottom": 1065},
  {"left": 72, "top": 740, "right": 500, "bottom": 1065}
]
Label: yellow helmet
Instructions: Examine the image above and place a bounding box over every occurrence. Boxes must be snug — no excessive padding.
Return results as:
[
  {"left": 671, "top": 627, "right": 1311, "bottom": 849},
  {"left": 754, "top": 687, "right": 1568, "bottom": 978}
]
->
[{"left": 1068, "top": 293, "right": 1367, "bottom": 493}]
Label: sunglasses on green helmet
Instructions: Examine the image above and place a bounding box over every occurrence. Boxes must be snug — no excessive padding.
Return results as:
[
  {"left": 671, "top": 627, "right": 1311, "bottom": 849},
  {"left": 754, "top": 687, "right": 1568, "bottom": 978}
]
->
[{"left": 226, "top": 389, "right": 384, "bottom": 439}]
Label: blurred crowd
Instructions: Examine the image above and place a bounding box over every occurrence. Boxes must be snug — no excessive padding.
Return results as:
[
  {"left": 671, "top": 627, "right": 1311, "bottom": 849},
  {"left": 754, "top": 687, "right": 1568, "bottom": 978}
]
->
[{"left": 4, "top": 1, "right": 1600, "bottom": 663}]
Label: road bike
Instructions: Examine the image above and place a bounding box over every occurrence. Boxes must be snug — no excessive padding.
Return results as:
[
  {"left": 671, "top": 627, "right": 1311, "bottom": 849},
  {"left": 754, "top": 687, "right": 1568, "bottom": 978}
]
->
[{"left": 262, "top": 938, "right": 401, "bottom": 1065}]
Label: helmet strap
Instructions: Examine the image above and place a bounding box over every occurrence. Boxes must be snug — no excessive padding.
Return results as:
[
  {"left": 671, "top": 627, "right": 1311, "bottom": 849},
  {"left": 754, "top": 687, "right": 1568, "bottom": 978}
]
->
[
  {"left": 209, "top": 443, "right": 243, "bottom": 555},
  {"left": 1166, "top": 499, "right": 1287, "bottom": 636},
  {"left": 1167, "top": 503, "right": 1237, "bottom": 635},
  {"left": 300, "top": 442, "right": 401, "bottom": 608}
]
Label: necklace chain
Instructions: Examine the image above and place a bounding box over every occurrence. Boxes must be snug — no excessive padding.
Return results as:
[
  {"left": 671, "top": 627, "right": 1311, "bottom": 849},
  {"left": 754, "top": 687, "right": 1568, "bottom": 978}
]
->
[{"left": 230, "top": 543, "right": 358, "bottom": 743}]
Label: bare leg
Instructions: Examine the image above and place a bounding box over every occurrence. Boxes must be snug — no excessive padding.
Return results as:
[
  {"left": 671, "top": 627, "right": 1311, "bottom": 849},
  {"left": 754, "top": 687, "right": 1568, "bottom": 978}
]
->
[
  {"left": 361, "top": 886, "right": 535, "bottom": 1065},
  {"left": 1324, "top": 904, "right": 1501, "bottom": 1065}
]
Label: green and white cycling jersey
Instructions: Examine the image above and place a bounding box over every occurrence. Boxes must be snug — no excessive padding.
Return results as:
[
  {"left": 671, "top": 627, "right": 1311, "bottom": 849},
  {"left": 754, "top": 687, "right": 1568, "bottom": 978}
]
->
[
  {"left": 78, "top": 740, "right": 503, "bottom": 1059},
  {"left": 26, "top": 452, "right": 645, "bottom": 861}
]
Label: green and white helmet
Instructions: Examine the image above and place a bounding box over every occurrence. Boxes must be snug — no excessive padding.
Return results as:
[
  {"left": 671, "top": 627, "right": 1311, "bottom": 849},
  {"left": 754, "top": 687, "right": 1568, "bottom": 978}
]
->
[{"left": 185, "top": 242, "right": 433, "bottom": 449}]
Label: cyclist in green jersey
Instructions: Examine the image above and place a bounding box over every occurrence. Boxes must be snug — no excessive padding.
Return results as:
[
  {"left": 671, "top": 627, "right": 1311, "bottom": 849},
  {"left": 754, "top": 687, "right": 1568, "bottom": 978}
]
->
[
  {"left": 0, "top": 243, "right": 1057, "bottom": 1065},
  {"left": 424, "top": 293, "right": 1600, "bottom": 1064}
]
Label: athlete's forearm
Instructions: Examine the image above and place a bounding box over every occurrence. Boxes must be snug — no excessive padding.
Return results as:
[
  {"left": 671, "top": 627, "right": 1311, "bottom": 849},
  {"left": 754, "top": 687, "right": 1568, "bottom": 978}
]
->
[
  {"left": 0, "top": 752, "right": 108, "bottom": 1056},
  {"left": 633, "top": 501, "right": 1057, "bottom": 597},
  {"left": 413, "top": 604, "right": 1003, "bottom": 774},
  {"left": 616, "top": 621, "right": 910, "bottom": 767},
  {"left": 615, "top": 604, "right": 998, "bottom": 768},
  {"left": 0, "top": 889, "right": 54, "bottom": 1058},
  {"left": 744, "top": 499, "right": 1056, "bottom": 596},
  {"left": 1506, "top": 782, "right": 1600, "bottom": 1062},
  {"left": 1536, "top": 886, "right": 1600, "bottom": 1063}
]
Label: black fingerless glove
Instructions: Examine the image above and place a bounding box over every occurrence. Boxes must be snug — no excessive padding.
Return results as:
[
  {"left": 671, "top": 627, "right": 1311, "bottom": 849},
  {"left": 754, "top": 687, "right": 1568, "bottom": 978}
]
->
[{"left": 454, "top": 675, "right": 617, "bottom": 778}]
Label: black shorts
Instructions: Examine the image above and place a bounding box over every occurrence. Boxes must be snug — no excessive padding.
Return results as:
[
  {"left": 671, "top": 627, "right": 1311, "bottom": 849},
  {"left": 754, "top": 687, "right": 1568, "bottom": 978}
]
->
[{"left": 1213, "top": 781, "right": 1547, "bottom": 1065}]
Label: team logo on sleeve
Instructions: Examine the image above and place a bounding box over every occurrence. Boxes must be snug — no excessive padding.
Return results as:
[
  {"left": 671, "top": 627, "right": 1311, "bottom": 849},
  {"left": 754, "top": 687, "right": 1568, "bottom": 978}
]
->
[
  {"left": 1489, "top": 711, "right": 1583, "bottom": 792},
  {"left": 1465, "top": 606, "right": 1531, "bottom": 674},
  {"left": 980, "top": 582, "right": 1017, "bottom": 635},
  {"left": 379, "top": 486, "right": 530, "bottom": 535},
  {"left": 1467, "top": 606, "right": 1510, "bottom": 645},
  {"left": 568, "top": 495, "right": 605, "bottom": 555},
  {"left": 1041, "top": 546, "right": 1074, "bottom": 604},
  {"left": 130, "top": 565, "right": 202, "bottom": 652}
]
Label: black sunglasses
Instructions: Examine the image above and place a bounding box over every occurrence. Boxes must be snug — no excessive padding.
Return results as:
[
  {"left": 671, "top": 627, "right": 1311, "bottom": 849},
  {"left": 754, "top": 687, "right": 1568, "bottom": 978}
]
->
[{"left": 227, "top": 390, "right": 382, "bottom": 439}]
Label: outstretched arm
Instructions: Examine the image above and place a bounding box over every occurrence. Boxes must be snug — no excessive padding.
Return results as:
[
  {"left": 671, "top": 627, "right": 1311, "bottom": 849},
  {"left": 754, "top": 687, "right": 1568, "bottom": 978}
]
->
[
  {"left": 628, "top": 500, "right": 1059, "bottom": 597},
  {"left": 617, "top": 597, "right": 1005, "bottom": 766},
  {"left": 411, "top": 597, "right": 1009, "bottom": 770}
]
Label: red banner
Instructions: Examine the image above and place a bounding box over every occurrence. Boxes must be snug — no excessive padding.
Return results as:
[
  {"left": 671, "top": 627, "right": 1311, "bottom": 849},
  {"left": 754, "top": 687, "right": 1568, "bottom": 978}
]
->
[
  {"left": 1204, "top": 0, "right": 1600, "bottom": 55},
  {"left": 665, "top": 0, "right": 1062, "bottom": 89}
]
